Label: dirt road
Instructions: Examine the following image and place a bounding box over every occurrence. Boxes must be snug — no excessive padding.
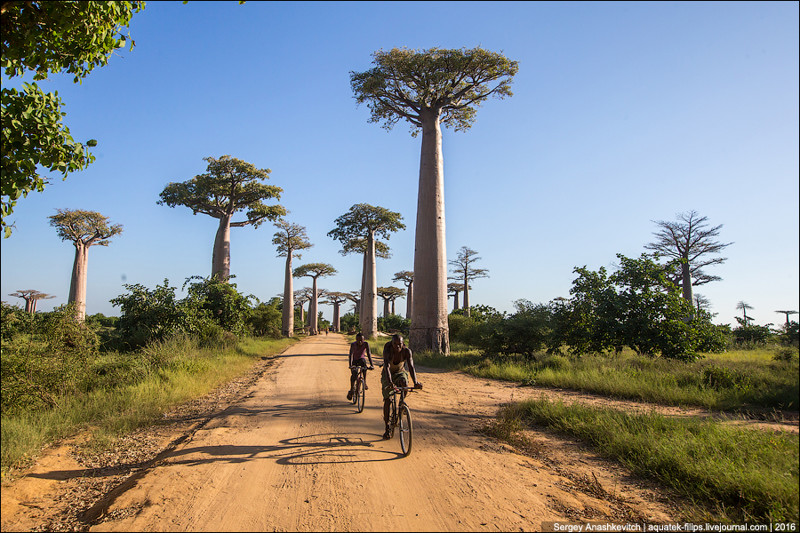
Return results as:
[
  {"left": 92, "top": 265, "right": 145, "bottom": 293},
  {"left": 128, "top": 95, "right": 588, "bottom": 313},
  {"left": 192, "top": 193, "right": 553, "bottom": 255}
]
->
[{"left": 24, "top": 333, "right": 673, "bottom": 532}]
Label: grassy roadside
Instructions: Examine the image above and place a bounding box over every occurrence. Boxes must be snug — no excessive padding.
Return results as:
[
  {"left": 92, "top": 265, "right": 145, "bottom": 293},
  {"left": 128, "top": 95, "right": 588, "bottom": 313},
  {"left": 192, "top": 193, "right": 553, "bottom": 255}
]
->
[
  {"left": 415, "top": 346, "right": 799, "bottom": 411},
  {"left": 485, "top": 397, "right": 799, "bottom": 524},
  {"left": 1, "top": 335, "right": 297, "bottom": 477}
]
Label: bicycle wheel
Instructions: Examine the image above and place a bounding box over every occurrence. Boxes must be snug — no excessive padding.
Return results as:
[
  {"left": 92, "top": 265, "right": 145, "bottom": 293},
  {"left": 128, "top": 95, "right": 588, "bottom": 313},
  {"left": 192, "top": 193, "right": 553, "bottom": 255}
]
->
[
  {"left": 356, "top": 379, "right": 365, "bottom": 413},
  {"left": 398, "top": 404, "right": 413, "bottom": 456}
]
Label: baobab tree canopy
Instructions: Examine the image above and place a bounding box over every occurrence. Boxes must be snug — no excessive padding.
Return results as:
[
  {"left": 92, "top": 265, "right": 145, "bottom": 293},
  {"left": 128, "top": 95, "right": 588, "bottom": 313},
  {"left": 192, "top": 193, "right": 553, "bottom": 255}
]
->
[
  {"left": 158, "top": 155, "right": 286, "bottom": 280},
  {"left": 644, "top": 210, "right": 732, "bottom": 303},
  {"left": 49, "top": 208, "right": 123, "bottom": 246},
  {"left": 327, "top": 204, "right": 406, "bottom": 245},
  {"left": 350, "top": 47, "right": 519, "bottom": 134}
]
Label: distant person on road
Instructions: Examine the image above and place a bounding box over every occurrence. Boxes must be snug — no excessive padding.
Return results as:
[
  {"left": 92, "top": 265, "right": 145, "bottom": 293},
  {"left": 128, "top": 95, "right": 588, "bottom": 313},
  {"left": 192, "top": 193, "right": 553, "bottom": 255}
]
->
[
  {"left": 381, "top": 334, "right": 422, "bottom": 439},
  {"left": 348, "top": 333, "right": 374, "bottom": 400}
]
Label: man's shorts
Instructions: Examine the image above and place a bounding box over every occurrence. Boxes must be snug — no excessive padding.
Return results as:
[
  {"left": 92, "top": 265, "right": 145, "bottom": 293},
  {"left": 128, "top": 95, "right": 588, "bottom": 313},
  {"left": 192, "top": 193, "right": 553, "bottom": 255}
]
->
[
  {"left": 381, "top": 370, "right": 409, "bottom": 400},
  {"left": 351, "top": 358, "right": 368, "bottom": 376}
]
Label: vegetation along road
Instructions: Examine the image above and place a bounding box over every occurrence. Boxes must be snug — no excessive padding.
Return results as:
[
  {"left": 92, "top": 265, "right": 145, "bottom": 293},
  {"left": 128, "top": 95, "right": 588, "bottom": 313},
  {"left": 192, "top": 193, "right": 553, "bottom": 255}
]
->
[{"left": 7, "top": 333, "right": 750, "bottom": 531}]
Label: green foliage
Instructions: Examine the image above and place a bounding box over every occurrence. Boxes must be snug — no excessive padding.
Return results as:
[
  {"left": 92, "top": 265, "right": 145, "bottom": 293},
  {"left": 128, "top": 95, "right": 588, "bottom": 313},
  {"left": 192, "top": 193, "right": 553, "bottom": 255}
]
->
[
  {"left": 732, "top": 321, "right": 774, "bottom": 347},
  {"left": 183, "top": 276, "right": 254, "bottom": 337},
  {"left": 340, "top": 312, "right": 360, "bottom": 334},
  {"left": 1, "top": 301, "right": 25, "bottom": 341},
  {"left": 110, "top": 279, "right": 190, "bottom": 350},
  {"left": 779, "top": 321, "right": 800, "bottom": 347},
  {"left": 1, "top": 303, "right": 98, "bottom": 413},
  {"left": 350, "top": 47, "right": 518, "bottom": 135},
  {"left": 158, "top": 155, "right": 285, "bottom": 229},
  {"left": 1, "top": 1, "right": 143, "bottom": 236},
  {"left": 501, "top": 399, "right": 798, "bottom": 523},
  {"left": 1, "top": 85, "right": 94, "bottom": 236},
  {"left": 248, "top": 299, "right": 282, "bottom": 338},
  {"left": 377, "top": 313, "right": 410, "bottom": 336}
]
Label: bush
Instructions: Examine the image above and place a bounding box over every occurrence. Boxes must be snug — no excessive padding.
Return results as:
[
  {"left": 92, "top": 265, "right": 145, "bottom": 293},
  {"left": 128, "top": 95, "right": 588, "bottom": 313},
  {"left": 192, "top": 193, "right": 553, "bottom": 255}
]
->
[
  {"left": 378, "top": 313, "right": 410, "bottom": 336},
  {"left": 111, "top": 280, "right": 190, "bottom": 350},
  {"left": 732, "top": 323, "right": 773, "bottom": 347},
  {"left": 248, "top": 299, "right": 282, "bottom": 338},
  {"left": 340, "top": 312, "right": 360, "bottom": 334}
]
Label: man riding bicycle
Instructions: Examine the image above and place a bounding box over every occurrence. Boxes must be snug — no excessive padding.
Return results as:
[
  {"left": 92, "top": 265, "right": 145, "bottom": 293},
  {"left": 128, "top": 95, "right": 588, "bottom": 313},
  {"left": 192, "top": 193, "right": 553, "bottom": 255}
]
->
[
  {"left": 381, "top": 334, "right": 422, "bottom": 439},
  {"left": 348, "top": 333, "right": 374, "bottom": 401}
]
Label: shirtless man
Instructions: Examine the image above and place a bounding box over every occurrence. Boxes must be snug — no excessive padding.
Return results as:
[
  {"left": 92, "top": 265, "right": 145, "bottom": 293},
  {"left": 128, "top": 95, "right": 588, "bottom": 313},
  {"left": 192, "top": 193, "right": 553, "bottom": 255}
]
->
[
  {"left": 381, "top": 334, "right": 422, "bottom": 439},
  {"left": 348, "top": 333, "right": 374, "bottom": 400}
]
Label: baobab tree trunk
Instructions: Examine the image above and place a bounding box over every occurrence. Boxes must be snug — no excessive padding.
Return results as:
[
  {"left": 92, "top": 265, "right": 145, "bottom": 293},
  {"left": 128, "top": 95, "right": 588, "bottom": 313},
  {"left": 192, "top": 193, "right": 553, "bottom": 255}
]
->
[
  {"left": 24, "top": 298, "right": 33, "bottom": 313},
  {"left": 309, "top": 280, "right": 319, "bottom": 335},
  {"left": 211, "top": 214, "right": 232, "bottom": 280},
  {"left": 333, "top": 302, "right": 341, "bottom": 332},
  {"left": 391, "top": 300, "right": 396, "bottom": 315},
  {"left": 463, "top": 280, "right": 471, "bottom": 318},
  {"left": 297, "top": 304, "right": 304, "bottom": 329},
  {"left": 282, "top": 254, "right": 294, "bottom": 337},
  {"left": 359, "top": 252, "right": 367, "bottom": 332},
  {"left": 680, "top": 261, "right": 693, "bottom": 304},
  {"left": 453, "top": 291, "right": 460, "bottom": 311},
  {"left": 363, "top": 231, "right": 378, "bottom": 339},
  {"left": 68, "top": 242, "right": 89, "bottom": 322},
  {"left": 383, "top": 299, "right": 390, "bottom": 318},
  {"left": 406, "top": 280, "right": 413, "bottom": 320},
  {"left": 410, "top": 110, "right": 449, "bottom": 355}
]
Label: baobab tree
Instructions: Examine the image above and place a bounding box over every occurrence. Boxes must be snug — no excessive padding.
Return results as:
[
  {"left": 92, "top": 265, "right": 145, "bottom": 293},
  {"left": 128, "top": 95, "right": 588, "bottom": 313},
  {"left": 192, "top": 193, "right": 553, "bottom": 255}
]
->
[
  {"left": 378, "top": 286, "right": 406, "bottom": 317},
  {"left": 345, "top": 291, "right": 361, "bottom": 315},
  {"left": 272, "top": 220, "right": 312, "bottom": 337},
  {"left": 293, "top": 288, "right": 313, "bottom": 332},
  {"left": 9, "top": 290, "right": 55, "bottom": 313},
  {"left": 49, "top": 209, "right": 122, "bottom": 322},
  {"left": 736, "top": 301, "right": 754, "bottom": 325},
  {"left": 775, "top": 310, "right": 798, "bottom": 329},
  {"left": 393, "top": 270, "right": 414, "bottom": 320},
  {"left": 448, "top": 282, "right": 470, "bottom": 311},
  {"left": 328, "top": 203, "right": 404, "bottom": 339},
  {"left": 322, "top": 291, "right": 349, "bottom": 332},
  {"left": 293, "top": 263, "right": 337, "bottom": 335},
  {"left": 351, "top": 47, "right": 517, "bottom": 354},
  {"left": 449, "top": 246, "right": 489, "bottom": 318},
  {"left": 644, "top": 210, "right": 732, "bottom": 305},
  {"left": 158, "top": 155, "right": 285, "bottom": 280}
]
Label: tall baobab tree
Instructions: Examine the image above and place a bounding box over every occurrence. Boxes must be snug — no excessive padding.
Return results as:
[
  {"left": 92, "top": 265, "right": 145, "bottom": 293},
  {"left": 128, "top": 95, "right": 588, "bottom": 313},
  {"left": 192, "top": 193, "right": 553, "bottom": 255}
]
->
[
  {"left": 293, "top": 263, "right": 337, "bottom": 335},
  {"left": 345, "top": 291, "right": 361, "bottom": 315},
  {"left": 736, "top": 301, "right": 754, "bottom": 325},
  {"left": 158, "top": 155, "right": 285, "bottom": 280},
  {"left": 9, "top": 290, "right": 55, "bottom": 313},
  {"left": 340, "top": 237, "right": 391, "bottom": 323},
  {"left": 328, "top": 204, "right": 404, "bottom": 339},
  {"left": 272, "top": 220, "right": 312, "bottom": 336},
  {"left": 49, "top": 209, "right": 122, "bottom": 322},
  {"left": 322, "top": 291, "right": 349, "bottom": 332},
  {"left": 378, "top": 286, "right": 406, "bottom": 317},
  {"left": 351, "top": 47, "right": 517, "bottom": 354},
  {"left": 644, "top": 210, "right": 732, "bottom": 305},
  {"left": 393, "top": 270, "right": 414, "bottom": 320},
  {"left": 449, "top": 246, "right": 489, "bottom": 318},
  {"left": 775, "top": 310, "right": 798, "bottom": 329}
]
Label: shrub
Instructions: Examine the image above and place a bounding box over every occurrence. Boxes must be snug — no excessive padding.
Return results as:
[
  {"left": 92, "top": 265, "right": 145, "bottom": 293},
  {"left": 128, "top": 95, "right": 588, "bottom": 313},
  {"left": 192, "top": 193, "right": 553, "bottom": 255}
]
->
[
  {"left": 378, "top": 313, "right": 410, "bottom": 336},
  {"left": 248, "top": 299, "right": 282, "bottom": 338}
]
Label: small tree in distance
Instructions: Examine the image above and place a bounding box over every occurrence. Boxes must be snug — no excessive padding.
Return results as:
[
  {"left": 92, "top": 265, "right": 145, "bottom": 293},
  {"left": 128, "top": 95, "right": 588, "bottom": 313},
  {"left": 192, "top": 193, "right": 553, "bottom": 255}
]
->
[
  {"left": 644, "top": 210, "right": 732, "bottom": 305},
  {"left": 272, "top": 220, "right": 312, "bottom": 337},
  {"left": 393, "top": 270, "right": 414, "bottom": 320},
  {"left": 449, "top": 246, "right": 489, "bottom": 318},
  {"left": 328, "top": 203, "right": 404, "bottom": 339},
  {"left": 158, "top": 155, "right": 285, "bottom": 280},
  {"left": 293, "top": 263, "right": 337, "bottom": 335},
  {"left": 736, "top": 301, "right": 754, "bottom": 325},
  {"left": 9, "top": 289, "right": 55, "bottom": 313},
  {"left": 49, "top": 209, "right": 122, "bottom": 322}
]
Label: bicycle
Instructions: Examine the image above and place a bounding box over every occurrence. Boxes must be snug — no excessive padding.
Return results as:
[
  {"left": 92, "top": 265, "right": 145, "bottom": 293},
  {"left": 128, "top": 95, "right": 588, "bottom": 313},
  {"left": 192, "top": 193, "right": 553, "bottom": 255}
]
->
[
  {"left": 386, "top": 386, "right": 416, "bottom": 456},
  {"left": 349, "top": 365, "right": 372, "bottom": 413}
]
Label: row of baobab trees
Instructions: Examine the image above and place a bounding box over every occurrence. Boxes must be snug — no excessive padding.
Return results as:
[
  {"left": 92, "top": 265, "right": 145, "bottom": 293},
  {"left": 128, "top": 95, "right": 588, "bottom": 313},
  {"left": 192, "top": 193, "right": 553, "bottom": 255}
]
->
[{"left": 10, "top": 47, "right": 518, "bottom": 355}]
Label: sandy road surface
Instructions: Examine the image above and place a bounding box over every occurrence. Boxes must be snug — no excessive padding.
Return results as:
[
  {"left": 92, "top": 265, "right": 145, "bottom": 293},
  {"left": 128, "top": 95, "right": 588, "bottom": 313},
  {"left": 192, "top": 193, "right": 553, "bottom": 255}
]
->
[{"left": 57, "top": 333, "right": 678, "bottom": 532}]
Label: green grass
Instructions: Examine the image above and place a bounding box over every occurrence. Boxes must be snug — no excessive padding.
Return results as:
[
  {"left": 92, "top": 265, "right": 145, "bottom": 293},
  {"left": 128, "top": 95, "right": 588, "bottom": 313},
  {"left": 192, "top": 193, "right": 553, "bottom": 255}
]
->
[
  {"left": 490, "top": 397, "right": 799, "bottom": 523},
  {"left": 415, "top": 346, "right": 799, "bottom": 411},
  {"left": 1, "top": 335, "right": 297, "bottom": 477}
]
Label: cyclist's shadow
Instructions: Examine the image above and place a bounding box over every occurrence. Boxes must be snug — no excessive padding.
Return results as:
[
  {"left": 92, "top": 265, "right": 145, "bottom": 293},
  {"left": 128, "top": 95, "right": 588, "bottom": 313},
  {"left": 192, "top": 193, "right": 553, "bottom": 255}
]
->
[{"left": 273, "top": 433, "right": 407, "bottom": 464}]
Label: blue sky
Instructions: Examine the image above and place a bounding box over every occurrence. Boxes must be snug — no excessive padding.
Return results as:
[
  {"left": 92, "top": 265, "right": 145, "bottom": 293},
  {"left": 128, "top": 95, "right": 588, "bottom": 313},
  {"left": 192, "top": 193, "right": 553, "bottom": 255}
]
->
[{"left": 2, "top": 1, "right": 798, "bottom": 328}]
